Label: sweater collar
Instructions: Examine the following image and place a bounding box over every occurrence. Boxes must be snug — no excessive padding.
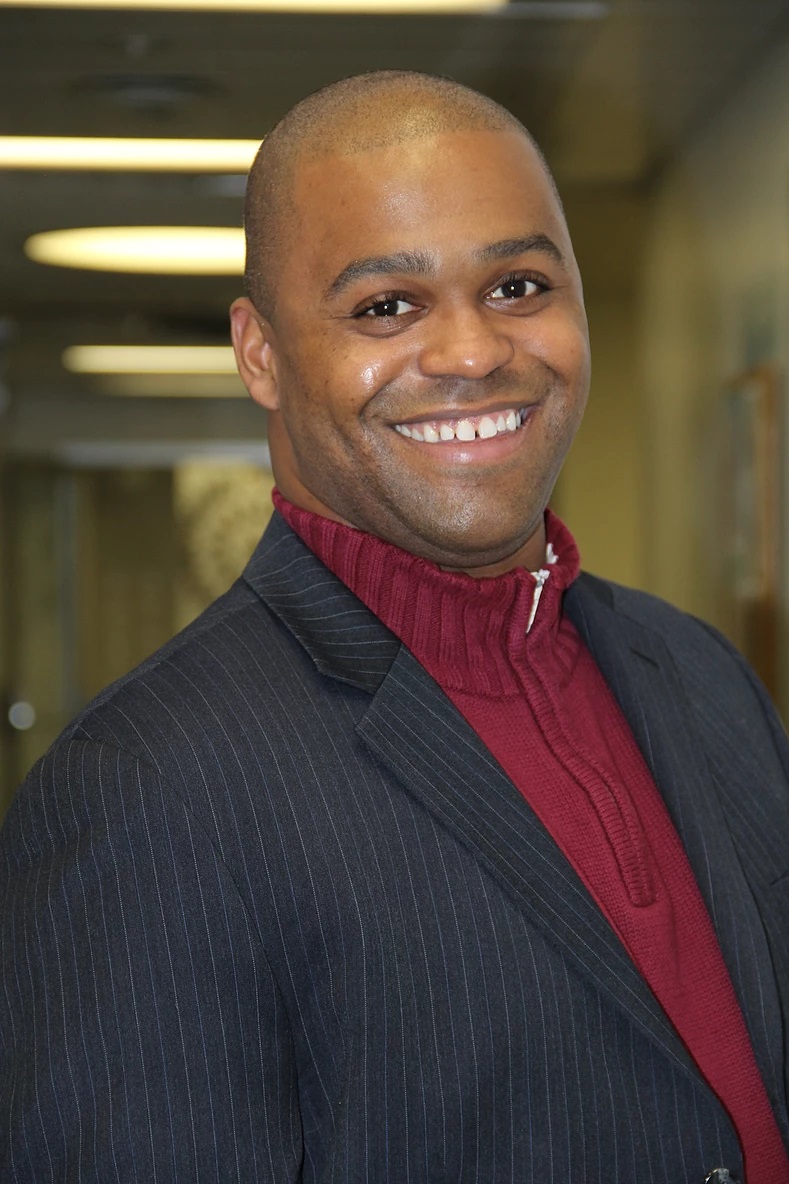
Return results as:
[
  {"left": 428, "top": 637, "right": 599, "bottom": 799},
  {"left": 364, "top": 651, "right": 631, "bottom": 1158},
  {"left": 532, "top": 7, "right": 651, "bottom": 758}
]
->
[{"left": 273, "top": 490, "right": 580, "bottom": 697}]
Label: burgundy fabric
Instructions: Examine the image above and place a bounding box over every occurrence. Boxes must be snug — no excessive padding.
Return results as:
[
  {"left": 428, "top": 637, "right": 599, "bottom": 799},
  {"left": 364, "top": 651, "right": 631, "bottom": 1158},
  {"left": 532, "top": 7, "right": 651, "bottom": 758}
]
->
[{"left": 275, "top": 490, "right": 788, "bottom": 1182}]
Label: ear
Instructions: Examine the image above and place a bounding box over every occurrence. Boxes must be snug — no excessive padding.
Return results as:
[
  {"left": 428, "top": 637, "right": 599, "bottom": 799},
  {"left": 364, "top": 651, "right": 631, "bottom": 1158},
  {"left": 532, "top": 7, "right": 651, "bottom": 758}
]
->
[{"left": 229, "top": 297, "right": 280, "bottom": 411}]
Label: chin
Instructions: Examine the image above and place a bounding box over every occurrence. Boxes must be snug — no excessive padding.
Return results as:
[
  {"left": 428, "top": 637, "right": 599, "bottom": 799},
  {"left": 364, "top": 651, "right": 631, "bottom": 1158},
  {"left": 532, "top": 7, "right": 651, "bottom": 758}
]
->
[
  {"left": 402, "top": 527, "right": 532, "bottom": 571},
  {"left": 408, "top": 500, "right": 552, "bottom": 569}
]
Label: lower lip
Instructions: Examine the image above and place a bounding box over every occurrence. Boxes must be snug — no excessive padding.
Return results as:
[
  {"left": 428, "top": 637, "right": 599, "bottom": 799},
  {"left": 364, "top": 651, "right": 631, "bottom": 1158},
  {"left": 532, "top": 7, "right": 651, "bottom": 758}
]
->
[{"left": 394, "top": 410, "right": 534, "bottom": 463}]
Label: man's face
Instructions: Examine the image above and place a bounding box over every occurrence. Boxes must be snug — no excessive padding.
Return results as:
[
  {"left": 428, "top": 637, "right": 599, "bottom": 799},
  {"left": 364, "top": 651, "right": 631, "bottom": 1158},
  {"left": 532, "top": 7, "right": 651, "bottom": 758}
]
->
[{"left": 233, "top": 126, "right": 591, "bottom": 573}]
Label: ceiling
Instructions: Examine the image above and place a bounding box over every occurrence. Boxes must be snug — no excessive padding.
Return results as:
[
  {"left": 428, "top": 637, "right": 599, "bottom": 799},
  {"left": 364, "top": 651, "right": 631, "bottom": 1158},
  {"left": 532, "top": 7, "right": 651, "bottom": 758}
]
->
[{"left": 1, "top": 0, "right": 788, "bottom": 456}]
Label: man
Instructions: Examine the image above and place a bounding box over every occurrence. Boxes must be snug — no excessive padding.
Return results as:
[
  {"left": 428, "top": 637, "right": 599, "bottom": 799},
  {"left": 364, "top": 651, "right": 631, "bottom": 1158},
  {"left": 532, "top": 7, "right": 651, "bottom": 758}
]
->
[{"left": 1, "top": 71, "right": 788, "bottom": 1183}]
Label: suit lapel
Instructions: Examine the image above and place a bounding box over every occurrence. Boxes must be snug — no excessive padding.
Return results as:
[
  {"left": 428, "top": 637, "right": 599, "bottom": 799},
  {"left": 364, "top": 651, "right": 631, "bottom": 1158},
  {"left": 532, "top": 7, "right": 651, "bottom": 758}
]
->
[
  {"left": 567, "top": 574, "right": 787, "bottom": 1126},
  {"left": 243, "top": 512, "right": 400, "bottom": 691},
  {"left": 356, "top": 643, "right": 705, "bottom": 1081},
  {"left": 245, "top": 516, "right": 704, "bottom": 1083}
]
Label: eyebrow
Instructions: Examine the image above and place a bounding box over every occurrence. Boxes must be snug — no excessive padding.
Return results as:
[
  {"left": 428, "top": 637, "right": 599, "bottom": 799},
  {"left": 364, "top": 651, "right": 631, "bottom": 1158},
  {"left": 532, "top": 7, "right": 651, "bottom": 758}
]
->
[
  {"left": 474, "top": 234, "right": 565, "bottom": 267},
  {"left": 323, "top": 232, "right": 565, "bottom": 302},
  {"left": 324, "top": 249, "right": 435, "bottom": 301}
]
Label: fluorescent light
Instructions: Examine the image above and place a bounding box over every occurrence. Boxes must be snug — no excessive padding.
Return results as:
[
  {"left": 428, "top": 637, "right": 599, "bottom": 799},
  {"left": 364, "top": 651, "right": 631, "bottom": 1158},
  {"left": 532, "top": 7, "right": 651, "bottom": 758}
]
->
[
  {"left": 0, "top": 0, "right": 507, "bottom": 10},
  {"left": 63, "top": 345, "right": 239, "bottom": 374},
  {"left": 25, "top": 227, "right": 244, "bottom": 274},
  {"left": 0, "top": 137, "right": 259, "bottom": 172},
  {"left": 0, "top": 1, "right": 607, "bottom": 15}
]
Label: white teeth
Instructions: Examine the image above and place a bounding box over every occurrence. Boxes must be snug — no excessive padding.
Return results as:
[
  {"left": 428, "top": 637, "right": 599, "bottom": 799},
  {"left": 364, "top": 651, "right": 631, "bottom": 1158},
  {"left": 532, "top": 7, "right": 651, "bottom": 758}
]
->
[{"left": 395, "top": 409, "right": 525, "bottom": 442}]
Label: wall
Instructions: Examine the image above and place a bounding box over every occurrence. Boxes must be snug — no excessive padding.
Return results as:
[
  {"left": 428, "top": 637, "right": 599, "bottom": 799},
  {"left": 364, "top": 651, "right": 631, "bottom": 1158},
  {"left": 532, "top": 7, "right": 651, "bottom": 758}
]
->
[
  {"left": 0, "top": 457, "right": 275, "bottom": 816},
  {"left": 553, "top": 186, "right": 647, "bottom": 591},
  {"left": 0, "top": 464, "right": 71, "bottom": 805},
  {"left": 75, "top": 469, "right": 176, "bottom": 703},
  {"left": 637, "top": 35, "right": 789, "bottom": 712}
]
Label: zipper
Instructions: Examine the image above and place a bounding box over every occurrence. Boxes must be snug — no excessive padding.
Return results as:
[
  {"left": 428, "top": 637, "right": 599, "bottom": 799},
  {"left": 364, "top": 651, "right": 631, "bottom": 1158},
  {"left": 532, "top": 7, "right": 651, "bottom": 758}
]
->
[{"left": 526, "top": 569, "right": 551, "bottom": 634}]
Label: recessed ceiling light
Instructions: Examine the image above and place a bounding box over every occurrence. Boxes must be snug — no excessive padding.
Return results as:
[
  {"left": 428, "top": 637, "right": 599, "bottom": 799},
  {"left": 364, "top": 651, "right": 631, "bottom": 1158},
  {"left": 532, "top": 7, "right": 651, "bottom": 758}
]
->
[
  {"left": 63, "top": 344, "right": 239, "bottom": 374},
  {"left": 25, "top": 227, "right": 244, "bottom": 274},
  {"left": 0, "top": 137, "right": 259, "bottom": 171},
  {"left": 0, "top": 0, "right": 508, "bottom": 10}
]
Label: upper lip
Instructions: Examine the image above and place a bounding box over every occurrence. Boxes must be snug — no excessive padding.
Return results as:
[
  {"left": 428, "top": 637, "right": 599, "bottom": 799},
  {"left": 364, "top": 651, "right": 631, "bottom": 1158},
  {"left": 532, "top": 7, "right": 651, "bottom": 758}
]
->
[{"left": 389, "top": 400, "right": 531, "bottom": 426}]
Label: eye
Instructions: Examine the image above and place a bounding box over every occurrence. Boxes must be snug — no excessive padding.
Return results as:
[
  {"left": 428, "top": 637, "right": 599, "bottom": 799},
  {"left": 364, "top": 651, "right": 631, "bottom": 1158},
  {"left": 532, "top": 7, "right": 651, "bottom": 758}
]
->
[
  {"left": 489, "top": 275, "right": 544, "bottom": 301},
  {"left": 358, "top": 297, "right": 417, "bottom": 318}
]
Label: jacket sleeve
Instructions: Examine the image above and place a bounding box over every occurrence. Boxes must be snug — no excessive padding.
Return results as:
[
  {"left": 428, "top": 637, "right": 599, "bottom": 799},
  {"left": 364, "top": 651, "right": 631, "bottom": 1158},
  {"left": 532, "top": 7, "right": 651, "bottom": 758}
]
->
[{"left": 0, "top": 738, "right": 303, "bottom": 1183}]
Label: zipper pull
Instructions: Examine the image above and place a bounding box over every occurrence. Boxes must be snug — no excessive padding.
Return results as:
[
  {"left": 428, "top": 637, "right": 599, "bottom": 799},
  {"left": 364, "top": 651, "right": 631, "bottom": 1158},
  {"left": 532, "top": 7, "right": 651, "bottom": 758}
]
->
[{"left": 526, "top": 569, "right": 551, "bottom": 634}]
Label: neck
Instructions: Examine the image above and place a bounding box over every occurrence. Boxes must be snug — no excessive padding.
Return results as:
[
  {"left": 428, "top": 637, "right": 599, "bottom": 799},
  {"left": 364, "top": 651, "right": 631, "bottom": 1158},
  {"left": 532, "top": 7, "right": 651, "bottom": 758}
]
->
[
  {"left": 271, "top": 469, "right": 548, "bottom": 579},
  {"left": 438, "top": 520, "right": 548, "bottom": 578}
]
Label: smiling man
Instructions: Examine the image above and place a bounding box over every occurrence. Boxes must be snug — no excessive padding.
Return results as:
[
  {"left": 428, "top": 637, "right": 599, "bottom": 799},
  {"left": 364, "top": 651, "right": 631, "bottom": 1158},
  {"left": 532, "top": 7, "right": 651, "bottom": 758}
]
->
[
  {"left": 232, "top": 81, "right": 589, "bottom": 578},
  {"left": 2, "top": 72, "right": 789, "bottom": 1184}
]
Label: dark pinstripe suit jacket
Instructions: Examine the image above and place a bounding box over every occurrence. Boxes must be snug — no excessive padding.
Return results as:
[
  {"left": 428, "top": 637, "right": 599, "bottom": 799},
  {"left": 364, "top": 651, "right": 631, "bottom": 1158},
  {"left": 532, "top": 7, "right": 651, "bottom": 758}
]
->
[{"left": 2, "top": 512, "right": 789, "bottom": 1183}]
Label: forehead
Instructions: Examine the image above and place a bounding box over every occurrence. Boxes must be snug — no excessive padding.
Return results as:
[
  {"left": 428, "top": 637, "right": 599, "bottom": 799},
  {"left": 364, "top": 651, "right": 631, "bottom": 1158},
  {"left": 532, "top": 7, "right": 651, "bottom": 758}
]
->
[{"left": 284, "top": 128, "right": 566, "bottom": 280}]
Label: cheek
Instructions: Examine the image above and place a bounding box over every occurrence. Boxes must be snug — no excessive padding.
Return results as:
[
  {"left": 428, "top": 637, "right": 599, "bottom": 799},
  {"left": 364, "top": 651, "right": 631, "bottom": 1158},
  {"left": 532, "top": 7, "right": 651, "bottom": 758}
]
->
[
  {"left": 318, "top": 340, "right": 407, "bottom": 419},
  {"left": 524, "top": 310, "right": 590, "bottom": 380},
  {"left": 359, "top": 360, "right": 386, "bottom": 391},
  {"left": 344, "top": 335, "right": 409, "bottom": 398}
]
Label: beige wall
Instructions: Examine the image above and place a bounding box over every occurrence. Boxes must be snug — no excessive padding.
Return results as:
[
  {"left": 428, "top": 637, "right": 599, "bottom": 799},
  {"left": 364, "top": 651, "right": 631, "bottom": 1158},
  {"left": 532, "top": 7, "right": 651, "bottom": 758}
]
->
[
  {"left": 75, "top": 469, "right": 176, "bottom": 703},
  {"left": 555, "top": 293, "right": 645, "bottom": 590},
  {"left": 553, "top": 187, "right": 647, "bottom": 591},
  {"left": 637, "top": 36, "right": 789, "bottom": 712},
  {"left": 638, "top": 174, "right": 719, "bottom": 619},
  {"left": 0, "top": 465, "right": 70, "bottom": 806},
  {"left": 557, "top": 36, "right": 789, "bottom": 711}
]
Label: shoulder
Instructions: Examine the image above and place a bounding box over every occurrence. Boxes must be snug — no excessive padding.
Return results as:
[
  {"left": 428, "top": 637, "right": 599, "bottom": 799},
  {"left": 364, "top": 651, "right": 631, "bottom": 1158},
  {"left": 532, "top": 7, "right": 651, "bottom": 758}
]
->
[
  {"left": 48, "top": 573, "right": 331, "bottom": 785},
  {"left": 5, "top": 571, "right": 350, "bottom": 868},
  {"left": 576, "top": 571, "right": 759, "bottom": 680},
  {"left": 573, "top": 572, "right": 789, "bottom": 778}
]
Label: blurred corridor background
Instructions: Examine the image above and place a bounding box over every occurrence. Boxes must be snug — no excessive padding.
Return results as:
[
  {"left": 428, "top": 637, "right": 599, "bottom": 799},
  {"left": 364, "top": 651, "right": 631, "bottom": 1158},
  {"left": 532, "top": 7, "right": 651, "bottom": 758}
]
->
[{"left": 2, "top": 0, "right": 789, "bottom": 813}]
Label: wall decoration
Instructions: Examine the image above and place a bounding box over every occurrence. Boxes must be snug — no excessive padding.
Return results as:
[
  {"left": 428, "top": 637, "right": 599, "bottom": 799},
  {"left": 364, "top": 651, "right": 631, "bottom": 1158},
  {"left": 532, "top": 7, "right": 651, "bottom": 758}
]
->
[{"left": 174, "top": 461, "right": 275, "bottom": 629}]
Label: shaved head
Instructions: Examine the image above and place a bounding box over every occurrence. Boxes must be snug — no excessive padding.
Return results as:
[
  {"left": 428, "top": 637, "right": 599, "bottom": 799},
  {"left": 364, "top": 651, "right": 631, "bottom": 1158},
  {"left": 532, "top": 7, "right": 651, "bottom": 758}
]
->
[{"left": 243, "top": 70, "right": 560, "bottom": 320}]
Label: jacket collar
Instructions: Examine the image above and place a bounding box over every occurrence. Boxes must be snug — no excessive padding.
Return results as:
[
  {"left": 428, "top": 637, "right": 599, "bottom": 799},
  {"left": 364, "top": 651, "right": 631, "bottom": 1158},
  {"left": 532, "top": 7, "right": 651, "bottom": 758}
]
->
[{"left": 243, "top": 510, "right": 400, "bottom": 692}]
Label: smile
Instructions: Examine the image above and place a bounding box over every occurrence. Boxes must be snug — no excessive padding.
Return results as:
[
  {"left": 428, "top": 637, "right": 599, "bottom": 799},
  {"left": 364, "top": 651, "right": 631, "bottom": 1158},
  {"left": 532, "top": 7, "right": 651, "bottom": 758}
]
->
[{"left": 393, "top": 407, "right": 527, "bottom": 443}]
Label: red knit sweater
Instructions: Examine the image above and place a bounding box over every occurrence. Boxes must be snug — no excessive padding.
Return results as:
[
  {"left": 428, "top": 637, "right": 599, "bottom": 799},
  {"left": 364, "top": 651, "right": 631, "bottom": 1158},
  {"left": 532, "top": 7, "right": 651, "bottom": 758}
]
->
[{"left": 275, "top": 492, "right": 788, "bottom": 1182}]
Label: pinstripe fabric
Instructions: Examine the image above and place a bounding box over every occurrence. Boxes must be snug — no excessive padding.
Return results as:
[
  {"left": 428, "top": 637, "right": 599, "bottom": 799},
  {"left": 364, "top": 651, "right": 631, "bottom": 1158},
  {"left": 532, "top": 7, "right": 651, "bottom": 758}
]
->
[{"left": 2, "top": 513, "right": 788, "bottom": 1182}]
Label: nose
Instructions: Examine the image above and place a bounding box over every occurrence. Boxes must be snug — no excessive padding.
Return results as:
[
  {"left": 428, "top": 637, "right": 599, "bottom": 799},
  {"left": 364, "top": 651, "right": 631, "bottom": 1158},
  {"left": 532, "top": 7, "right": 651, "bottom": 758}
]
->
[{"left": 418, "top": 303, "right": 514, "bottom": 380}]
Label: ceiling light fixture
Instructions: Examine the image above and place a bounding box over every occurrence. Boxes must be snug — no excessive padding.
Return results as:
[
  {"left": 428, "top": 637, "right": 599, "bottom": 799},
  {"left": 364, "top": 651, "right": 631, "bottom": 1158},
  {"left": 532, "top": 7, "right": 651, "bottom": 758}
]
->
[
  {"left": 25, "top": 226, "right": 244, "bottom": 274},
  {"left": 0, "top": 1, "right": 608, "bottom": 13},
  {"left": 63, "top": 345, "right": 239, "bottom": 374},
  {"left": 0, "top": 0, "right": 609, "bottom": 13},
  {"left": 0, "top": 0, "right": 508, "bottom": 11},
  {"left": 0, "top": 136, "right": 259, "bottom": 172}
]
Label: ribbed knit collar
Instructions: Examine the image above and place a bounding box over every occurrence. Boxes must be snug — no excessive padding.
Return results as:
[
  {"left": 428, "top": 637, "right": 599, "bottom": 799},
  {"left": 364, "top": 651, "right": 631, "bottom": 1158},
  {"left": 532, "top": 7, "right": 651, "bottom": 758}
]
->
[{"left": 274, "top": 490, "right": 581, "bottom": 697}]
